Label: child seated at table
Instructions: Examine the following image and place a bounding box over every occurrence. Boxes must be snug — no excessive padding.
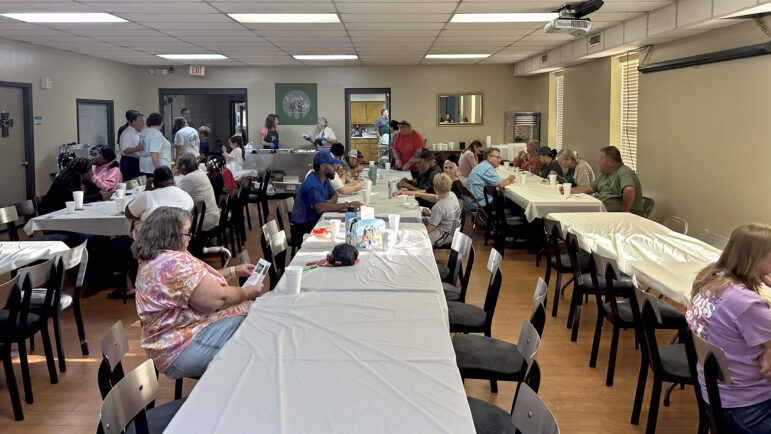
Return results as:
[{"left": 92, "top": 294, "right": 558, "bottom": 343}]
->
[{"left": 421, "top": 173, "right": 461, "bottom": 247}]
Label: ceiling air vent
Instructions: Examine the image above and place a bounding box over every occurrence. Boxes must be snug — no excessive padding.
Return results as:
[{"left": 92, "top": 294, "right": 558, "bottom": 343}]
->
[
  {"left": 588, "top": 33, "right": 602, "bottom": 48},
  {"left": 541, "top": 53, "right": 549, "bottom": 63}
]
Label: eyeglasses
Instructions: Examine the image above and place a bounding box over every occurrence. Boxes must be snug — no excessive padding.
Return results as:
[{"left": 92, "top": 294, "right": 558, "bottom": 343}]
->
[{"left": 182, "top": 232, "right": 193, "bottom": 238}]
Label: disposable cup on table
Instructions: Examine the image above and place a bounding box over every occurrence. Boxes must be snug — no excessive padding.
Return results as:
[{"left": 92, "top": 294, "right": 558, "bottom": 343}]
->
[
  {"left": 520, "top": 174, "right": 527, "bottom": 184},
  {"left": 362, "top": 189, "right": 370, "bottom": 203},
  {"left": 382, "top": 229, "right": 396, "bottom": 251},
  {"left": 400, "top": 195, "right": 408, "bottom": 205},
  {"left": 329, "top": 219, "right": 342, "bottom": 236},
  {"left": 548, "top": 174, "right": 557, "bottom": 186},
  {"left": 65, "top": 201, "right": 76, "bottom": 214},
  {"left": 115, "top": 197, "right": 127, "bottom": 213},
  {"left": 385, "top": 162, "right": 391, "bottom": 171},
  {"left": 388, "top": 214, "right": 400, "bottom": 233},
  {"left": 563, "top": 183, "right": 572, "bottom": 198},
  {"left": 117, "top": 182, "right": 127, "bottom": 191},
  {"left": 72, "top": 191, "right": 84, "bottom": 209},
  {"left": 284, "top": 266, "right": 303, "bottom": 295},
  {"left": 369, "top": 161, "right": 375, "bottom": 167},
  {"left": 115, "top": 189, "right": 125, "bottom": 199}
]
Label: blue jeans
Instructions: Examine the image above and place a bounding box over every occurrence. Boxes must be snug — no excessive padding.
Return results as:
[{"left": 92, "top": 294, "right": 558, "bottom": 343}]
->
[
  {"left": 165, "top": 315, "right": 246, "bottom": 379},
  {"left": 722, "top": 398, "right": 771, "bottom": 434}
]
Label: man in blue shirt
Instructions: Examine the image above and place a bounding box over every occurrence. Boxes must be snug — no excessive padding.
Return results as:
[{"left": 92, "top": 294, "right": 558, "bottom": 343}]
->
[
  {"left": 290, "top": 150, "right": 361, "bottom": 247},
  {"left": 466, "top": 148, "right": 515, "bottom": 210}
]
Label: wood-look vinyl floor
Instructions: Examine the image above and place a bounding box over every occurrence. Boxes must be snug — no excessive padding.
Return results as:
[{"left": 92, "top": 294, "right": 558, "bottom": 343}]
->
[{"left": 0, "top": 202, "right": 700, "bottom": 433}]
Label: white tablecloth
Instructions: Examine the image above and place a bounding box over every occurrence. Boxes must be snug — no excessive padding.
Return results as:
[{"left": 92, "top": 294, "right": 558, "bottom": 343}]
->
[
  {"left": 547, "top": 212, "right": 728, "bottom": 306},
  {"left": 0, "top": 241, "right": 69, "bottom": 274},
  {"left": 23, "top": 201, "right": 133, "bottom": 237},
  {"left": 165, "top": 291, "right": 474, "bottom": 434},
  {"left": 276, "top": 223, "right": 443, "bottom": 296},
  {"left": 496, "top": 167, "right": 605, "bottom": 222},
  {"left": 327, "top": 170, "right": 424, "bottom": 223}
]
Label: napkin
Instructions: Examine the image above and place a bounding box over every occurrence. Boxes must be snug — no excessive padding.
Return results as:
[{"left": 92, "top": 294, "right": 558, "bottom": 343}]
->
[{"left": 361, "top": 206, "right": 375, "bottom": 220}]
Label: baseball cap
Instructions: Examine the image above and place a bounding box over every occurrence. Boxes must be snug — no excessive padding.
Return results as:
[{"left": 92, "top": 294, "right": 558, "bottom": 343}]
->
[
  {"left": 347, "top": 149, "right": 364, "bottom": 160},
  {"left": 534, "top": 146, "right": 553, "bottom": 157},
  {"left": 313, "top": 150, "right": 342, "bottom": 165},
  {"left": 414, "top": 148, "right": 435, "bottom": 161}
]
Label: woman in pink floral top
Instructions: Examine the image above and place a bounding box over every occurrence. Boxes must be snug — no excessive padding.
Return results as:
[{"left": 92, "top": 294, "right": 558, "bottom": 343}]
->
[
  {"left": 89, "top": 145, "right": 122, "bottom": 191},
  {"left": 132, "top": 207, "right": 265, "bottom": 378}
]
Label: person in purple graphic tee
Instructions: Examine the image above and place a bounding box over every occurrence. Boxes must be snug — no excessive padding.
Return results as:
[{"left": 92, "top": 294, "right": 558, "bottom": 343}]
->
[{"left": 687, "top": 223, "right": 771, "bottom": 434}]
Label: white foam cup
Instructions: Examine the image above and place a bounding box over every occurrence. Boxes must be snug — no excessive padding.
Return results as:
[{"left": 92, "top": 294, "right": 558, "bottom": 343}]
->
[{"left": 284, "top": 266, "right": 303, "bottom": 295}]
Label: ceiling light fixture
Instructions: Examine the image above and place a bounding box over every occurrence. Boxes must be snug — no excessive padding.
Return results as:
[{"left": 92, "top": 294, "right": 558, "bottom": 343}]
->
[
  {"left": 229, "top": 14, "right": 340, "bottom": 23},
  {"left": 425, "top": 54, "right": 490, "bottom": 59},
  {"left": 157, "top": 54, "right": 228, "bottom": 60},
  {"left": 0, "top": 12, "right": 127, "bottom": 23},
  {"left": 451, "top": 13, "right": 559, "bottom": 23},
  {"left": 293, "top": 55, "right": 358, "bottom": 60},
  {"left": 722, "top": 4, "right": 771, "bottom": 18}
]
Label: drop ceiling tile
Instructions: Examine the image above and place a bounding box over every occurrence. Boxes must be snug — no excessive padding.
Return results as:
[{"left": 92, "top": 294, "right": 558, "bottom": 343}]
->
[
  {"left": 455, "top": 1, "right": 564, "bottom": 13},
  {"left": 207, "top": 2, "right": 336, "bottom": 13},
  {"left": 163, "top": 29, "right": 255, "bottom": 37},
  {"left": 143, "top": 22, "right": 245, "bottom": 30},
  {"left": 0, "top": 2, "right": 98, "bottom": 13},
  {"left": 438, "top": 28, "right": 535, "bottom": 37},
  {"left": 347, "top": 30, "right": 440, "bottom": 37},
  {"left": 599, "top": 1, "right": 671, "bottom": 13},
  {"left": 83, "top": 2, "right": 220, "bottom": 14},
  {"left": 345, "top": 22, "right": 444, "bottom": 30}
]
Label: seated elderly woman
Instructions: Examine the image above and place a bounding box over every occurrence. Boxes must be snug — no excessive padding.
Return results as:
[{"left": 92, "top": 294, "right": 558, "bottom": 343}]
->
[
  {"left": 555, "top": 148, "right": 595, "bottom": 186},
  {"left": 420, "top": 173, "right": 461, "bottom": 247},
  {"left": 126, "top": 166, "right": 194, "bottom": 223},
  {"left": 133, "top": 206, "right": 265, "bottom": 378},
  {"left": 686, "top": 223, "right": 771, "bottom": 433},
  {"left": 89, "top": 145, "right": 122, "bottom": 191},
  {"left": 175, "top": 153, "right": 220, "bottom": 231}
]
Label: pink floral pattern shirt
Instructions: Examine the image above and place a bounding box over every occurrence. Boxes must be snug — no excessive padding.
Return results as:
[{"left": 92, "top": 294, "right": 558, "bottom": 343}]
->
[{"left": 135, "top": 250, "right": 250, "bottom": 372}]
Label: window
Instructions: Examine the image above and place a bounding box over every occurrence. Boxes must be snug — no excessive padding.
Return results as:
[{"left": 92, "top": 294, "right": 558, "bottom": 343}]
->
[
  {"left": 555, "top": 72, "right": 564, "bottom": 151},
  {"left": 76, "top": 99, "right": 114, "bottom": 147},
  {"left": 619, "top": 56, "right": 639, "bottom": 171}
]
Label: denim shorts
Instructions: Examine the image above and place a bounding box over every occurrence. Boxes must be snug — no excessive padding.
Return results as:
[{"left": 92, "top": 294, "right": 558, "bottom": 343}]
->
[
  {"left": 165, "top": 315, "right": 246, "bottom": 380},
  {"left": 715, "top": 398, "right": 771, "bottom": 434}
]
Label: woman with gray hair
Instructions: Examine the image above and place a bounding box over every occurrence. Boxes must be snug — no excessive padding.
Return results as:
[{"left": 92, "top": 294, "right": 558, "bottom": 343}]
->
[
  {"left": 175, "top": 154, "right": 220, "bottom": 231},
  {"left": 304, "top": 116, "right": 337, "bottom": 146},
  {"left": 132, "top": 206, "right": 264, "bottom": 379},
  {"left": 556, "top": 148, "right": 595, "bottom": 186}
]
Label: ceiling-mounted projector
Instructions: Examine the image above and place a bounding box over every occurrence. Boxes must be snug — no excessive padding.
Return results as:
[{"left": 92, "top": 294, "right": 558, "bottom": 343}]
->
[{"left": 545, "top": 0, "right": 604, "bottom": 37}]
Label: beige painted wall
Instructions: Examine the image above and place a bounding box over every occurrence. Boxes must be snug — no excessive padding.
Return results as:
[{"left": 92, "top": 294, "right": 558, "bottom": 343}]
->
[
  {"left": 134, "top": 64, "right": 536, "bottom": 150},
  {"left": 637, "top": 18, "right": 771, "bottom": 236},
  {"left": 0, "top": 38, "right": 141, "bottom": 193}
]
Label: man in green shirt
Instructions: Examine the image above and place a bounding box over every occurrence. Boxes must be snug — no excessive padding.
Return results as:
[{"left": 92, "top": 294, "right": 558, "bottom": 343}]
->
[{"left": 566, "top": 146, "right": 644, "bottom": 215}]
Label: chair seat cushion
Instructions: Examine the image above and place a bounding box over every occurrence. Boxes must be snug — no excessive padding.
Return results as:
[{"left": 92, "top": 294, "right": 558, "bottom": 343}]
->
[
  {"left": 126, "top": 398, "right": 187, "bottom": 434},
  {"left": 0, "top": 311, "right": 42, "bottom": 338},
  {"left": 467, "top": 397, "right": 515, "bottom": 434},
  {"left": 608, "top": 299, "right": 684, "bottom": 326},
  {"left": 453, "top": 334, "right": 525, "bottom": 377},
  {"left": 659, "top": 343, "right": 691, "bottom": 379},
  {"left": 580, "top": 274, "right": 633, "bottom": 291},
  {"left": 437, "top": 264, "right": 450, "bottom": 282},
  {"left": 550, "top": 251, "right": 590, "bottom": 272},
  {"left": 448, "top": 302, "right": 486, "bottom": 329},
  {"left": 24, "top": 289, "right": 73, "bottom": 311},
  {"left": 443, "top": 282, "right": 461, "bottom": 302}
]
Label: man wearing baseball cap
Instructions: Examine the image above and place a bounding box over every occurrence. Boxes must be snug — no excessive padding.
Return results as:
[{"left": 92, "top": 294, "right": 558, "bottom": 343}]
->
[{"left": 291, "top": 150, "right": 361, "bottom": 245}]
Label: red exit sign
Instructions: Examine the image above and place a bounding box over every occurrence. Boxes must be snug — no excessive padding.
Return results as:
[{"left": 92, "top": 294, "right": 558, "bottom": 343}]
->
[{"left": 189, "top": 65, "right": 206, "bottom": 76}]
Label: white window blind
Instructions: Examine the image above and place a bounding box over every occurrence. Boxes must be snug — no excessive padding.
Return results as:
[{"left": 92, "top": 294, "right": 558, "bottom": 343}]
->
[
  {"left": 620, "top": 57, "right": 639, "bottom": 171},
  {"left": 555, "top": 73, "right": 564, "bottom": 151},
  {"left": 77, "top": 102, "right": 110, "bottom": 146}
]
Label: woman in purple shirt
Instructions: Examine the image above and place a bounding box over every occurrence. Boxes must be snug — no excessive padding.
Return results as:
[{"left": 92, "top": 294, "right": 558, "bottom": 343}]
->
[{"left": 686, "top": 223, "right": 771, "bottom": 433}]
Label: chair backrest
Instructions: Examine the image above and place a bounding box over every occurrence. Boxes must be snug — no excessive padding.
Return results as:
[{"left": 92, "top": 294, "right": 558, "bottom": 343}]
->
[
  {"left": 190, "top": 205, "right": 200, "bottom": 238},
  {"left": 483, "top": 185, "right": 497, "bottom": 212},
  {"left": 0, "top": 205, "right": 20, "bottom": 240},
  {"left": 194, "top": 201, "right": 206, "bottom": 236},
  {"left": 530, "top": 278, "right": 548, "bottom": 337},
  {"left": 18, "top": 258, "right": 64, "bottom": 316},
  {"left": 262, "top": 219, "right": 279, "bottom": 240},
  {"left": 14, "top": 199, "right": 37, "bottom": 222},
  {"left": 269, "top": 230, "right": 289, "bottom": 281},
  {"left": 699, "top": 232, "right": 728, "bottom": 250},
  {"left": 564, "top": 232, "right": 587, "bottom": 287},
  {"left": 516, "top": 319, "right": 542, "bottom": 379},
  {"left": 482, "top": 249, "right": 503, "bottom": 328},
  {"left": 454, "top": 232, "right": 475, "bottom": 301},
  {"left": 662, "top": 216, "right": 688, "bottom": 235},
  {"left": 60, "top": 240, "right": 89, "bottom": 288},
  {"left": 98, "top": 321, "right": 129, "bottom": 399},
  {"left": 642, "top": 196, "right": 655, "bottom": 218},
  {"left": 591, "top": 253, "right": 627, "bottom": 319},
  {"left": 0, "top": 275, "right": 19, "bottom": 311},
  {"left": 633, "top": 285, "right": 666, "bottom": 372},
  {"left": 690, "top": 330, "right": 732, "bottom": 431},
  {"left": 510, "top": 383, "right": 560, "bottom": 434},
  {"left": 543, "top": 219, "right": 569, "bottom": 270},
  {"left": 99, "top": 359, "right": 159, "bottom": 434},
  {"left": 0, "top": 276, "right": 22, "bottom": 349},
  {"left": 276, "top": 197, "right": 294, "bottom": 233},
  {"left": 259, "top": 169, "right": 272, "bottom": 195}
]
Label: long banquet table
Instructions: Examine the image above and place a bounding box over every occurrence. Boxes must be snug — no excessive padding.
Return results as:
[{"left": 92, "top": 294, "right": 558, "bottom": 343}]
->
[
  {"left": 495, "top": 166, "right": 606, "bottom": 222},
  {"left": 0, "top": 241, "right": 70, "bottom": 274},
  {"left": 323, "top": 169, "right": 424, "bottom": 223},
  {"left": 165, "top": 168, "right": 475, "bottom": 433},
  {"left": 23, "top": 200, "right": 132, "bottom": 237},
  {"left": 546, "top": 212, "right": 771, "bottom": 306}
]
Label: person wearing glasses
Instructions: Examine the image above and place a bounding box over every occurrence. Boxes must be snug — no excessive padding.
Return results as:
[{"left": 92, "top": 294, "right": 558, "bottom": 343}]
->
[
  {"left": 133, "top": 207, "right": 266, "bottom": 379},
  {"left": 465, "top": 148, "right": 515, "bottom": 211}
]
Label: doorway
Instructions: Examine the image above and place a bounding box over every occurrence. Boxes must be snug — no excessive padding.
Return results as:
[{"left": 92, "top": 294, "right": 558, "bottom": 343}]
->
[
  {"left": 158, "top": 88, "right": 247, "bottom": 153},
  {"left": 344, "top": 88, "right": 391, "bottom": 164},
  {"left": 0, "top": 81, "right": 35, "bottom": 204}
]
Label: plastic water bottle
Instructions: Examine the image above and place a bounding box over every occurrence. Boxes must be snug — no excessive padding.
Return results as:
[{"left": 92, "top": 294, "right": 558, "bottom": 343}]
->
[{"left": 369, "top": 163, "right": 377, "bottom": 185}]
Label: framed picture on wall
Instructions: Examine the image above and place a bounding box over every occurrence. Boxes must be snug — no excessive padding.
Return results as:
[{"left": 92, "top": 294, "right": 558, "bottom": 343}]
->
[{"left": 275, "top": 83, "right": 318, "bottom": 125}]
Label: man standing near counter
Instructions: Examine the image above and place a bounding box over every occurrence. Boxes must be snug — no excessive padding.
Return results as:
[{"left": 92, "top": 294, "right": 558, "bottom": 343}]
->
[{"left": 392, "top": 120, "right": 425, "bottom": 179}]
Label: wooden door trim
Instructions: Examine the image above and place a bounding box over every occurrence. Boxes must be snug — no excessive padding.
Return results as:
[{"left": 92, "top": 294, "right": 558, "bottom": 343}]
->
[{"left": 0, "top": 81, "right": 35, "bottom": 200}]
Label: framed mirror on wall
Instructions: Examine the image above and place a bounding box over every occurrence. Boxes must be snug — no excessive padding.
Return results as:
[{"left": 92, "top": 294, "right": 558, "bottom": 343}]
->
[{"left": 437, "top": 92, "right": 484, "bottom": 126}]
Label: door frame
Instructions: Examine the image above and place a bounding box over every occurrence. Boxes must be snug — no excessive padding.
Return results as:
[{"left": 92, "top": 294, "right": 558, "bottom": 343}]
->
[
  {"left": 158, "top": 88, "right": 248, "bottom": 137},
  {"left": 0, "top": 80, "right": 35, "bottom": 200},
  {"left": 75, "top": 98, "right": 115, "bottom": 147},
  {"left": 344, "top": 88, "right": 391, "bottom": 152}
]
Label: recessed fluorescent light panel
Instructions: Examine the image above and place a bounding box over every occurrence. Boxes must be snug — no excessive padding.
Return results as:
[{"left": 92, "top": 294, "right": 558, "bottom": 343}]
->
[
  {"left": 451, "top": 13, "right": 559, "bottom": 23},
  {"left": 722, "top": 4, "right": 771, "bottom": 18},
  {"left": 157, "top": 54, "right": 228, "bottom": 60},
  {"left": 293, "top": 55, "right": 358, "bottom": 60},
  {"left": 0, "top": 13, "right": 127, "bottom": 23},
  {"left": 425, "top": 54, "right": 490, "bottom": 59},
  {"left": 229, "top": 14, "right": 340, "bottom": 23}
]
